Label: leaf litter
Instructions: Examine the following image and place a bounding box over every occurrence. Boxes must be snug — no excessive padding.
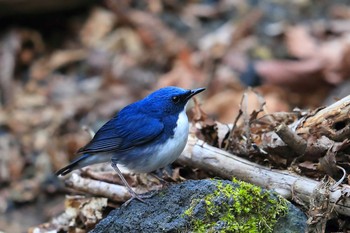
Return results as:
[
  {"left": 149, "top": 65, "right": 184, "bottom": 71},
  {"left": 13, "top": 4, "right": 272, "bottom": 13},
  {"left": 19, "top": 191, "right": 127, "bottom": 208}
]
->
[{"left": 1, "top": 0, "right": 350, "bottom": 232}]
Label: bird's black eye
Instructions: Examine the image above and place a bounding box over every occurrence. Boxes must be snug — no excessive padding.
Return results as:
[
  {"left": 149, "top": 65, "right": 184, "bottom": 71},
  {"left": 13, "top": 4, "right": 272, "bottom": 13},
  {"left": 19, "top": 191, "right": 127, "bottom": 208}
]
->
[{"left": 172, "top": 96, "right": 180, "bottom": 104}]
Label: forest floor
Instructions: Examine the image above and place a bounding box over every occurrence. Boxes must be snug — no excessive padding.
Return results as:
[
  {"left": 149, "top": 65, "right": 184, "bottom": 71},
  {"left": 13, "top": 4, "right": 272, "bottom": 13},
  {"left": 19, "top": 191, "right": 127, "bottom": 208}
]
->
[{"left": 1, "top": 0, "right": 350, "bottom": 232}]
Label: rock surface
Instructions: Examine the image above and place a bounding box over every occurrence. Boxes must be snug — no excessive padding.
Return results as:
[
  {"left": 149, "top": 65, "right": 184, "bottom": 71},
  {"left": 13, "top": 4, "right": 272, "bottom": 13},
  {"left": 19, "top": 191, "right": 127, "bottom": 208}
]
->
[{"left": 92, "top": 179, "right": 307, "bottom": 233}]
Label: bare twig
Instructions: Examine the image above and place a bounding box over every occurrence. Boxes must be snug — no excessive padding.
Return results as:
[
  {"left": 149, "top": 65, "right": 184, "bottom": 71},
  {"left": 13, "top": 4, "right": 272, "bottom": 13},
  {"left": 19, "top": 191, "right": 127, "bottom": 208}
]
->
[
  {"left": 330, "top": 166, "right": 347, "bottom": 192},
  {"left": 275, "top": 123, "right": 307, "bottom": 156},
  {"left": 241, "top": 91, "right": 252, "bottom": 149},
  {"left": 225, "top": 97, "right": 243, "bottom": 150}
]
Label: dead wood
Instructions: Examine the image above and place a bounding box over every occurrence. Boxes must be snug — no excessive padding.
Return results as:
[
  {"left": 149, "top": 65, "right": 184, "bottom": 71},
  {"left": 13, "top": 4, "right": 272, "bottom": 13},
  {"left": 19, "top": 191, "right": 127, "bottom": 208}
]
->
[
  {"left": 256, "top": 95, "right": 350, "bottom": 164},
  {"left": 275, "top": 123, "right": 307, "bottom": 156},
  {"left": 65, "top": 173, "right": 132, "bottom": 202},
  {"left": 64, "top": 172, "right": 162, "bottom": 203},
  {"left": 297, "top": 95, "right": 350, "bottom": 141}
]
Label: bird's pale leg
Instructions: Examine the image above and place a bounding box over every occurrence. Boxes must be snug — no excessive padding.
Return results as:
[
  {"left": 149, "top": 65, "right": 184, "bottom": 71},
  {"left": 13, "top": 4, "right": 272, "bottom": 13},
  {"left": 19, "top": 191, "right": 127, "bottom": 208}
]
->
[{"left": 111, "top": 162, "right": 146, "bottom": 204}]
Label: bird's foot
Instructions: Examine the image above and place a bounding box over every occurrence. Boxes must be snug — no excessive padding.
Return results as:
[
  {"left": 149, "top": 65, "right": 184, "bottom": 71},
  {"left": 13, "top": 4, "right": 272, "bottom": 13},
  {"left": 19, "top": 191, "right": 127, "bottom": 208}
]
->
[{"left": 122, "top": 191, "right": 158, "bottom": 207}]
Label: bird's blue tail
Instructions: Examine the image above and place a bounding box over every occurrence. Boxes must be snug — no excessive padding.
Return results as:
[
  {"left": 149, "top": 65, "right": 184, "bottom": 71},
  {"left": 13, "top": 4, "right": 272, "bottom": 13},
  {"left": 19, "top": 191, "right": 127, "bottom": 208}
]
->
[
  {"left": 55, "top": 154, "right": 91, "bottom": 176},
  {"left": 56, "top": 152, "right": 113, "bottom": 176}
]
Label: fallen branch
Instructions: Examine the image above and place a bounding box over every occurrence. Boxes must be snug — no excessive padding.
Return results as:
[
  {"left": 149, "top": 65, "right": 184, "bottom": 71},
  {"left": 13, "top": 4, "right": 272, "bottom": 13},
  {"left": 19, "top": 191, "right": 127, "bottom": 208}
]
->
[
  {"left": 64, "top": 172, "right": 161, "bottom": 203},
  {"left": 297, "top": 95, "right": 350, "bottom": 140},
  {"left": 65, "top": 173, "right": 131, "bottom": 202},
  {"left": 178, "top": 136, "right": 350, "bottom": 216}
]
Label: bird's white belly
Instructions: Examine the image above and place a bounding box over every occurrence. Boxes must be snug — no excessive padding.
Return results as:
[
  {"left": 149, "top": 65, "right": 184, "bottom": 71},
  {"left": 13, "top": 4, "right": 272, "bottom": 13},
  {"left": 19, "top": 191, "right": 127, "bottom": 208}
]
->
[{"left": 138, "top": 110, "right": 189, "bottom": 173}]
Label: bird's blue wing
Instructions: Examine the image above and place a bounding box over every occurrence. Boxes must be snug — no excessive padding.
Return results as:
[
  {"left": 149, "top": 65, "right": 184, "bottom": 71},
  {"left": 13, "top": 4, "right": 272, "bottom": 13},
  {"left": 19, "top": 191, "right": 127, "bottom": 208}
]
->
[{"left": 78, "top": 112, "right": 164, "bottom": 154}]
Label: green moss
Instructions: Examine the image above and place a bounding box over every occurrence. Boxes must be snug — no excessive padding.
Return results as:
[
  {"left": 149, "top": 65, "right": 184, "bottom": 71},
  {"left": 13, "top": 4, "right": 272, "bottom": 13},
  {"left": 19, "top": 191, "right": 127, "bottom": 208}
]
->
[
  {"left": 184, "top": 199, "right": 199, "bottom": 217},
  {"left": 184, "top": 179, "right": 288, "bottom": 233}
]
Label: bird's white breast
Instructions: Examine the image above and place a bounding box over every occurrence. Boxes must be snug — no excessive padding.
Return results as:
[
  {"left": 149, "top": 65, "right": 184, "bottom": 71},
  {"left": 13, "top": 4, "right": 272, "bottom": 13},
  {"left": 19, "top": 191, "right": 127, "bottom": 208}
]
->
[{"left": 138, "top": 109, "right": 189, "bottom": 173}]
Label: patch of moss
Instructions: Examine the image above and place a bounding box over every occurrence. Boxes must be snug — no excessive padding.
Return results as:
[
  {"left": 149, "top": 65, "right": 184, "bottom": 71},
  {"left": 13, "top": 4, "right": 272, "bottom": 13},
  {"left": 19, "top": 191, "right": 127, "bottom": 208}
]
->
[{"left": 184, "top": 179, "right": 288, "bottom": 233}]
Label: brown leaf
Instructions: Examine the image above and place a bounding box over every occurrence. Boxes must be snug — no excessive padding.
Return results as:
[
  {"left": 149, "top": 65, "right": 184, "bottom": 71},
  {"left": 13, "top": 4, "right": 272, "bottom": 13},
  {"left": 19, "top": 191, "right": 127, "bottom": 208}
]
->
[
  {"left": 30, "top": 49, "right": 87, "bottom": 80},
  {"left": 285, "top": 25, "right": 317, "bottom": 59},
  {"left": 29, "top": 196, "right": 108, "bottom": 233},
  {"left": 319, "top": 140, "right": 350, "bottom": 177},
  {"left": 80, "top": 7, "right": 117, "bottom": 48},
  {"left": 157, "top": 51, "right": 206, "bottom": 89},
  {"left": 202, "top": 87, "right": 289, "bottom": 124}
]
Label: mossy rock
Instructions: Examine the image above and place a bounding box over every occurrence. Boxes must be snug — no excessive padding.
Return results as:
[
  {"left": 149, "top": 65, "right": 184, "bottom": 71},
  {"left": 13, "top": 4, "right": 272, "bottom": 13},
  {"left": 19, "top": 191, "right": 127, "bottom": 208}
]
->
[
  {"left": 183, "top": 179, "right": 290, "bottom": 232},
  {"left": 92, "top": 179, "right": 306, "bottom": 233}
]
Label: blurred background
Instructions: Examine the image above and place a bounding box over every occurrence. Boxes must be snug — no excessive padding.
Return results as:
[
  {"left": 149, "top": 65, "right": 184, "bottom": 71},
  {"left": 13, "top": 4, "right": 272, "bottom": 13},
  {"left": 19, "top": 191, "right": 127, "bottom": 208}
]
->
[{"left": 1, "top": 0, "right": 350, "bottom": 232}]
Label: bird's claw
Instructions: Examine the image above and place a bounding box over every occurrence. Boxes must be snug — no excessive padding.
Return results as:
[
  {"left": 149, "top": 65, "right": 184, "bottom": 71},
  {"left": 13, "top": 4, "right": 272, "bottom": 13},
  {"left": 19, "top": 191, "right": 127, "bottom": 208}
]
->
[{"left": 122, "top": 191, "right": 158, "bottom": 207}]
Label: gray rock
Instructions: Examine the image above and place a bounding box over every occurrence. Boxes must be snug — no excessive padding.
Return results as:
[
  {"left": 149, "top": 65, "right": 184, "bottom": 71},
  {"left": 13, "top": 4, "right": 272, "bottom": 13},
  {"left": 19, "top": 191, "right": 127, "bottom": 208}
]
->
[{"left": 91, "top": 179, "right": 307, "bottom": 233}]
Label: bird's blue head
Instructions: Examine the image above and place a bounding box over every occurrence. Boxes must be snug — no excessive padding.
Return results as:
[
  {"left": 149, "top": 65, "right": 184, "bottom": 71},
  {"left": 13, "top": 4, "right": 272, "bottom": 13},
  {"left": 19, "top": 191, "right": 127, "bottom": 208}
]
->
[{"left": 140, "top": 86, "right": 205, "bottom": 117}]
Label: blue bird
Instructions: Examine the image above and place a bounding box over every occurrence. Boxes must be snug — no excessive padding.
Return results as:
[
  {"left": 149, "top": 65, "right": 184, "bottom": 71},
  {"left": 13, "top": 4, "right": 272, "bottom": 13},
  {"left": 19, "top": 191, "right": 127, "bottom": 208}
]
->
[{"left": 56, "top": 86, "right": 205, "bottom": 202}]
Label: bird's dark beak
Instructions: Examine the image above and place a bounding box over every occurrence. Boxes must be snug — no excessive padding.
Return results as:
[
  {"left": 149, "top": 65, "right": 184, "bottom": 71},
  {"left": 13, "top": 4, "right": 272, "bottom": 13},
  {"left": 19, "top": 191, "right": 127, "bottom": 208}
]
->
[{"left": 185, "top": 87, "right": 205, "bottom": 101}]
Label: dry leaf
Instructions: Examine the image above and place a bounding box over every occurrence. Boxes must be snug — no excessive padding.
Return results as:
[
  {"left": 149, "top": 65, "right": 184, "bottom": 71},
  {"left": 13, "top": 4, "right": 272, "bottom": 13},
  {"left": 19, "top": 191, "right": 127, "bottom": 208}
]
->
[
  {"left": 30, "top": 49, "right": 87, "bottom": 80},
  {"left": 29, "top": 196, "right": 108, "bottom": 233},
  {"left": 285, "top": 25, "right": 317, "bottom": 59},
  {"left": 80, "top": 7, "right": 117, "bottom": 48}
]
